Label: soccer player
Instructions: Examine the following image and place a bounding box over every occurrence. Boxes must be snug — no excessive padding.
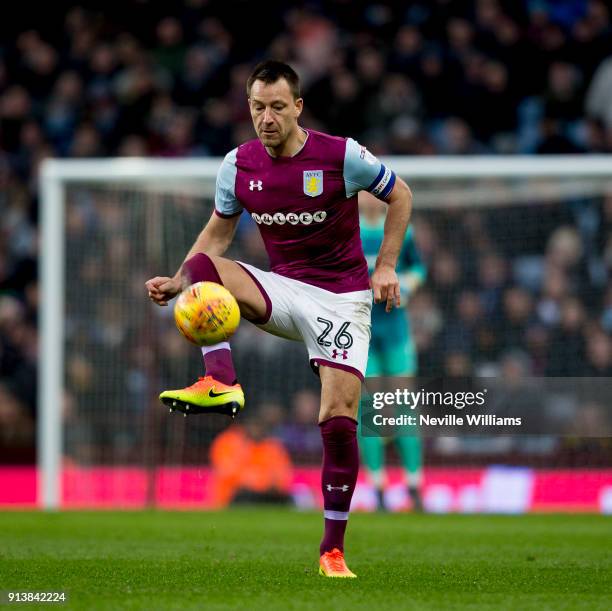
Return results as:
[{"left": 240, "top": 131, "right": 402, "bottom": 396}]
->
[
  {"left": 146, "top": 61, "right": 412, "bottom": 578},
  {"left": 359, "top": 192, "right": 426, "bottom": 511}
]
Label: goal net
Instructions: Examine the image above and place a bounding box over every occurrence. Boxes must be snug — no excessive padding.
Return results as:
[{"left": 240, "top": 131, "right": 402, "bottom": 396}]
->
[{"left": 39, "top": 156, "right": 612, "bottom": 512}]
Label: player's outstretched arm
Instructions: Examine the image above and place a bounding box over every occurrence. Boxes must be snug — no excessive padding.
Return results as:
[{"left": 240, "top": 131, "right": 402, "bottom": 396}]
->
[
  {"left": 371, "top": 177, "right": 413, "bottom": 312},
  {"left": 182, "top": 211, "right": 240, "bottom": 263},
  {"left": 145, "top": 212, "right": 240, "bottom": 306}
]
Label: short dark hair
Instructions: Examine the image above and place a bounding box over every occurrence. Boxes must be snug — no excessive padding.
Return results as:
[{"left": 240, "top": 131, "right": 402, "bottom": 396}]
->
[{"left": 247, "top": 60, "right": 301, "bottom": 100}]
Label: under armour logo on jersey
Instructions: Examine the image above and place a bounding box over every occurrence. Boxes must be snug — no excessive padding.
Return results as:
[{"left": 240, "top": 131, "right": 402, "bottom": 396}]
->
[
  {"left": 326, "top": 484, "right": 350, "bottom": 492},
  {"left": 332, "top": 349, "right": 348, "bottom": 360},
  {"left": 249, "top": 180, "right": 263, "bottom": 191}
]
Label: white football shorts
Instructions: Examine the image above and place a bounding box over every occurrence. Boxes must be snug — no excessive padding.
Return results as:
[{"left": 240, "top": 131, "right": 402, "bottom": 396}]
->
[{"left": 237, "top": 262, "right": 372, "bottom": 381}]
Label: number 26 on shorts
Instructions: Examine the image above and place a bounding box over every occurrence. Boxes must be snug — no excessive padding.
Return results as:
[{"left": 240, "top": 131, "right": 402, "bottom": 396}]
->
[{"left": 316, "top": 317, "right": 354, "bottom": 349}]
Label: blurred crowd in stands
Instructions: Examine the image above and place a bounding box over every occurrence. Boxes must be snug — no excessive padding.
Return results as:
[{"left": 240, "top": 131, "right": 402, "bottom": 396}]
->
[{"left": 1, "top": 0, "right": 612, "bottom": 462}]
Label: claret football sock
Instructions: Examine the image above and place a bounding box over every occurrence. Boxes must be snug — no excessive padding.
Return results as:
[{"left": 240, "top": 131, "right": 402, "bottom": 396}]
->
[
  {"left": 182, "top": 252, "right": 223, "bottom": 286},
  {"left": 319, "top": 416, "right": 359, "bottom": 555},
  {"left": 182, "top": 253, "right": 237, "bottom": 385},
  {"left": 201, "top": 342, "right": 237, "bottom": 385}
]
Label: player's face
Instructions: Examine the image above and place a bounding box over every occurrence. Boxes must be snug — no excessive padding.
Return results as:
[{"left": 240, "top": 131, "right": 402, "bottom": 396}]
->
[{"left": 249, "top": 78, "right": 303, "bottom": 149}]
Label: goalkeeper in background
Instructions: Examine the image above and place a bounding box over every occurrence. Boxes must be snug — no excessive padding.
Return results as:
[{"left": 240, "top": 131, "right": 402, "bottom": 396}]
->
[{"left": 359, "top": 191, "right": 426, "bottom": 511}]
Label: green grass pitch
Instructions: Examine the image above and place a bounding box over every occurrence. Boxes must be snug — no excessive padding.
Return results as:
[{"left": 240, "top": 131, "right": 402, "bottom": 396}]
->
[{"left": 0, "top": 510, "right": 610, "bottom": 610}]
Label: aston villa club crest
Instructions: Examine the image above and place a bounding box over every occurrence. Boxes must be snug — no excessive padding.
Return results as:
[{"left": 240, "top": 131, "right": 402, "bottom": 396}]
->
[{"left": 303, "top": 170, "right": 323, "bottom": 197}]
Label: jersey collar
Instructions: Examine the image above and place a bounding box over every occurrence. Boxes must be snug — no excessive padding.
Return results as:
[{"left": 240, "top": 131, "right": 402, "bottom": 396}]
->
[{"left": 263, "top": 127, "right": 309, "bottom": 159}]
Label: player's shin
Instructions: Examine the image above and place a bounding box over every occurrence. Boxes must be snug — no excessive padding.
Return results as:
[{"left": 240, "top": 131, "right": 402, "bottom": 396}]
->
[
  {"left": 183, "top": 253, "right": 237, "bottom": 385},
  {"left": 319, "top": 416, "right": 359, "bottom": 555}
]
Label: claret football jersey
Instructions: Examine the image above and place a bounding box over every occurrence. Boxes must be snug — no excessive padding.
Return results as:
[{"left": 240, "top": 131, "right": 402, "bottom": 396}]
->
[{"left": 214, "top": 129, "right": 396, "bottom": 294}]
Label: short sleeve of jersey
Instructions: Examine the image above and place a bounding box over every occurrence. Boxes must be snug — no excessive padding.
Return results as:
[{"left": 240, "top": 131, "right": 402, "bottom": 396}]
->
[
  {"left": 343, "top": 138, "right": 396, "bottom": 200},
  {"left": 215, "top": 148, "right": 242, "bottom": 218}
]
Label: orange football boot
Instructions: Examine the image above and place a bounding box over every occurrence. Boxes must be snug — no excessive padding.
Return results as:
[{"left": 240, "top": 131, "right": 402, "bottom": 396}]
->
[
  {"left": 319, "top": 548, "right": 357, "bottom": 578},
  {"left": 160, "top": 376, "right": 244, "bottom": 418}
]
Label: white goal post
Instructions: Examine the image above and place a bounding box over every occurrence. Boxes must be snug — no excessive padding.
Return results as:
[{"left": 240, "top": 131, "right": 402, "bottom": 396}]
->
[{"left": 38, "top": 154, "right": 612, "bottom": 509}]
